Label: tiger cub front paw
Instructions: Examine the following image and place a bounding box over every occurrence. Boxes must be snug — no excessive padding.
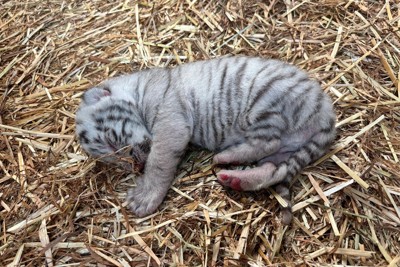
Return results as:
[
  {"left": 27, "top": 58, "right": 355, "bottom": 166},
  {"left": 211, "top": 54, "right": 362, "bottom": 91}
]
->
[{"left": 126, "top": 177, "right": 165, "bottom": 217}]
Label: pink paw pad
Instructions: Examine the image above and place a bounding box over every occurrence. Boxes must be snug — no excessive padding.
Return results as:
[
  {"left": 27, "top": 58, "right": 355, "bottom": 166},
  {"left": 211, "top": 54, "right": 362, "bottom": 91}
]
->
[
  {"left": 217, "top": 173, "right": 243, "bottom": 191},
  {"left": 219, "top": 174, "right": 229, "bottom": 181},
  {"left": 230, "top": 178, "right": 243, "bottom": 191}
]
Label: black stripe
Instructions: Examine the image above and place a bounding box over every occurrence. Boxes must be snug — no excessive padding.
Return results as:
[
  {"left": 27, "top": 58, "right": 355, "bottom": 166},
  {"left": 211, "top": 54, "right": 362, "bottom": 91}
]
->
[
  {"left": 271, "top": 76, "right": 309, "bottom": 110},
  {"left": 98, "top": 102, "right": 134, "bottom": 115},
  {"left": 195, "top": 98, "right": 206, "bottom": 146},
  {"left": 226, "top": 75, "right": 232, "bottom": 125},
  {"left": 199, "top": 123, "right": 205, "bottom": 146},
  {"left": 222, "top": 61, "right": 233, "bottom": 144},
  {"left": 207, "top": 64, "right": 216, "bottom": 146},
  {"left": 216, "top": 105, "right": 225, "bottom": 147},
  {"left": 110, "top": 129, "right": 118, "bottom": 143},
  {"left": 189, "top": 90, "right": 196, "bottom": 112},
  {"left": 302, "top": 145, "right": 315, "bottom": 159},
  {"left": 203, "top": 102, "right": 209, "bottom": 146},
  {"left": 79, "top": 130, "right": 89, "bottom": 144},
  {"left": 314, "top": 93, "right": 324, "bottom": 114},
  {"left": 321, "top": 126, "right": 334, "bottom": 134},
  {"left": 219, "top": 60, "right": 228, "bottom": 91},
  {"left": 310, "top": 138, "right": 330, "bottom": 149},
  {"left": 193, "top": 96, "right": 201, "bottom": 143},
  {"left": 248, "top": 73, "right": 289, "bottom": 111},
  {"left": 291, "top": 86, "right": 314, "bottom": 123},
  {"left": 190, "top": 91, "right": 198, "bottom": 129},
  {"left": 281, "top": 113, "right": 290, "bottom": 128},
  {"left": 125, "top": 132, "right": 133, "bottom": 139},
  {"left": 210, "top": 104, "right": 218, "bottom": 146},
  {"left": 121, "top": 118, "right": 129, "bottom": 136},
  {"left": 245, "top": 63, "right": 271, "bottom": 108},
  {"left": 150, "top": 104, "right": 160, "bottom": 130},
  {"left": 177, "top": 97, "right": 188, "bottom": 120},
  {"left": 292, "top": 161, "right": 302, "bottom": 173},
  {"left": 295, "top": 90, "right": 324, "bottom": 129},
  {"left": 217, "top": 61, "right": 228, "bottom": 145},
  {"left": 177, "top": 97, "right": 186, "bottom": 112},
  {"left": 254, "top": 111, "right": 280, "bottom": 122},
  {"left": 118, "top": 100, "right": 135, "bottom": 111},
  {"left": 89, "top": 147, "right": 103, "bottom": 155},
  {"left": 320, "top": 117, "right": 336, "bottom": 134},
  {"left": 328, "top": 117, "right": 336, "bottom": 129},
  {"left": 162, "top": 69, "right": 172, "bottom": 98},
  {"left": 289, "top": 157, "right": 302, "bottom": 170},
  {"left": 248, "top": 132, "right": 280, "bottom": 141},
  {"left": 93, "top": 136, "right": 103, "bottom": 144},
  {"left": 235, "top": 59, "right": 247, "bottom": 86},
  {"left": 235, "top": 61, "right": 247, "bottom": 119},
  {"left": 210, "top": 63, "right": 219, "bottom": 146},
  {"left": 295, "top": 112, "right": 317, "bottom": 130},
  {"left": 155, "top": 165, "right": 164, "bottom": 172},
  {"left": 226, "top": 57, "right": 242, "bottom": 126},
  {"left": 95, "top": 117, "right": 104, "bottom": 124},
  {"left": 141, "top": 73, "right": 151, "bottom": 111},
  {"left": 274, "top": 76, "right": 309, "bottom": 109},
  {"left": 199, "top": 120, "right": 206, "bottom": 146},
  {"left": 309, "top": 140, "right": 323, "bottom": 148},
  {"left": 304, "top": 141, "right": 322, "bottom": 159},
  {"left": 250, "top": 123, "right": 284, "bottom": 133},
  {"left": 106, "top": 115, "right": 128, "bottom": 121}
]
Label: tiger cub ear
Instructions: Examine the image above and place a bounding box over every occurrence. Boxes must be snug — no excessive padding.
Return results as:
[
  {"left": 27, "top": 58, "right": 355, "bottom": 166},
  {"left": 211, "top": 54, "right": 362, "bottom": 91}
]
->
[{"left": 82, "top": 86, "right": 111, "bottom": 105}]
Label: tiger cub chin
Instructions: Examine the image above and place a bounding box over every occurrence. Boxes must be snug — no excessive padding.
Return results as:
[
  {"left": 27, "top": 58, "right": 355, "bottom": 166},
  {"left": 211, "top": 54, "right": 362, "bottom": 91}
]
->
[{"left": 76, "top": 56, "right": 336, "bottom": 224}]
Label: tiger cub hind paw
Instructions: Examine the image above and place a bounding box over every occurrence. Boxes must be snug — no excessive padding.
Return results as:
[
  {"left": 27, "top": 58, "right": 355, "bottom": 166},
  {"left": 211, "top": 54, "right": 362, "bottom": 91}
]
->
[
  {"left": 216, "top": 162, "right": 277, "bottom": 191},
  {"left": 217, "top": 173, "right": 244, "bottom": 191}
]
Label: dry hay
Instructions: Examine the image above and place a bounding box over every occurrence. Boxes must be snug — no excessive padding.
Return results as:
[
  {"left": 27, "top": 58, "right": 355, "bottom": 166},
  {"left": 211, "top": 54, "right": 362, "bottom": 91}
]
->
[{"left": 1, "top": 0, "right": 400, "bottom": 266}]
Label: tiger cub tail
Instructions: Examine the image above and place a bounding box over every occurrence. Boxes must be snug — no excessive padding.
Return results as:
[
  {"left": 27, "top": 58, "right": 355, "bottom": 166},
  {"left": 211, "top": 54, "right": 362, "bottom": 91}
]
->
[{"left": 271, "top": 118, "right": 336, "bottom": 224}]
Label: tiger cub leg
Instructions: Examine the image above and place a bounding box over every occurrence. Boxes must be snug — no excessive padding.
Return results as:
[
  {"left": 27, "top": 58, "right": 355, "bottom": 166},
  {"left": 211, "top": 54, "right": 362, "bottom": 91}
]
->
[
  {"left": 213, "top": 138, "right": 281, "bottom": 165},
  {"left": 214, "top": 137, "right": 281, "bottom": 190},
  {"left": 216, "top": 148, "right": 294, "bottom": 225},
  {"left": 216, "top": 162, "right": 277, "bottom": 191}
]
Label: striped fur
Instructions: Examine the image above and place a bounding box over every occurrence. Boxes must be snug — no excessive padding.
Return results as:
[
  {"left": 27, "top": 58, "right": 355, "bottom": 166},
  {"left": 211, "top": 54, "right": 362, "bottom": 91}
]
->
[{"left": 76, "top": 56, "right": 336, "bottom": 222}]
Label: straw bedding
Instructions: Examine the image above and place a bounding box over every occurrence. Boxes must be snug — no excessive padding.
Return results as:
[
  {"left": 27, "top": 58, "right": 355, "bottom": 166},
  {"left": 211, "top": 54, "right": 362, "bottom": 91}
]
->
[{"left": 1, "top": 0, "right": 399, "bottom": 266}]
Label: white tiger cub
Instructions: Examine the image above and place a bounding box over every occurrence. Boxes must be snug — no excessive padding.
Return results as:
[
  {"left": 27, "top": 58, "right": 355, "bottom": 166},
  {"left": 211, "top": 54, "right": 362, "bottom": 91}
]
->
[{"left": 75, "top": 56, "right": 336, "bottom": 224}]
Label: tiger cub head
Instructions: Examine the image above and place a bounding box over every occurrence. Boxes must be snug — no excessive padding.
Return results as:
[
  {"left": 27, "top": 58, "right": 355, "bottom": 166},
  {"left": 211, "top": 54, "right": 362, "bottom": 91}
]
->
[{"left": 76, "top": 85, "right": 151, "bottom": 173}]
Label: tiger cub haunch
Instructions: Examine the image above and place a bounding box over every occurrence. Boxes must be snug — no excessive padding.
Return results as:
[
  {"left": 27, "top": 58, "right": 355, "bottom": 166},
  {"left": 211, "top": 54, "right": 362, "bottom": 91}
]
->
[{"left": 75, "top": 56, "right": 336, "bottom": 224}]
